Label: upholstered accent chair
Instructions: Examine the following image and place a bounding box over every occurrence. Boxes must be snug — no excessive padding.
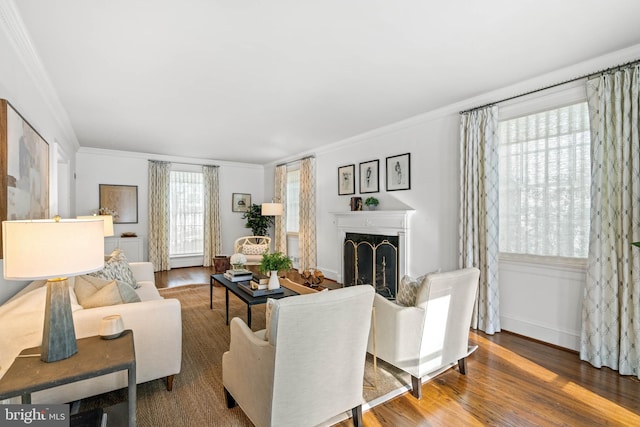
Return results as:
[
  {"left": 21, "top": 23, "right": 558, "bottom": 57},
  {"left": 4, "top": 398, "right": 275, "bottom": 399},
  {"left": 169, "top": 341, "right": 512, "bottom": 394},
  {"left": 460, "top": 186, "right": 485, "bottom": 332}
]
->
[
  {"left": 222, "top": 285, "right": 375, "bottom": 427},
  {"left": 234, "top": 236, "right": 272, "bottom": 265},
  {"left": 367, "top": 267, "right": 480, "bottom": 399}
]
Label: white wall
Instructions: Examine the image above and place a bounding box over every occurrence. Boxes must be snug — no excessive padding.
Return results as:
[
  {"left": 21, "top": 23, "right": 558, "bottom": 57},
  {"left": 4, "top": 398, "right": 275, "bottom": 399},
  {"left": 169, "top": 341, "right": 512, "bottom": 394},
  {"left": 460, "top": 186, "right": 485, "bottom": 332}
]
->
[
  {"left": 0, "top": 5, "right": 80, "bottom": 304},
  {"left": 266, "top": 44, "right": 640, "bottom": 351},
  {"left": 76, "top": 148, "right": 265, "bottom": 262}
]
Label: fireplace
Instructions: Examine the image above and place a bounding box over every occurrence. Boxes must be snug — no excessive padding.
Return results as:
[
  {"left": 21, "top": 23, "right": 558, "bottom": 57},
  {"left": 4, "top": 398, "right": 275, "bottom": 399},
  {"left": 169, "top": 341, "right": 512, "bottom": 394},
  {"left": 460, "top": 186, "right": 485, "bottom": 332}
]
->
[
  {"left": 344, "top": 233, "right": 398, "bottom": 298},
  {"left": 332, "top": 210, "right": 413, "bottom": 299}
]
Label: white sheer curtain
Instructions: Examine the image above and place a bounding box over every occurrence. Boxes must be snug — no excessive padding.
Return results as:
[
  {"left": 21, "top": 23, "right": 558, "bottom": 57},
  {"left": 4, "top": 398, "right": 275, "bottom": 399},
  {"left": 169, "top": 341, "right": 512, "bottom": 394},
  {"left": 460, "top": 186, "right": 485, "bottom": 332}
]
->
[
  {"left": 581, "top": 64, "right": 640, "bottom": 378},
  {"left": 148, "top": 160, "right": 171, "bottom": 272},
  {"left": 298, "top": 157, "right": 316, "bottom": 271},
  {"left": 273, "top": 164, "right": 287, "bottom": 254},
  {"left": 459, "top": 106, "right": 501, "bottom": 334},
  {"left": 202, "top": 165, "right": 221, "bottom": 267},
  {"left": 499, "top": 103, "right": 591, "bottom": 258}
]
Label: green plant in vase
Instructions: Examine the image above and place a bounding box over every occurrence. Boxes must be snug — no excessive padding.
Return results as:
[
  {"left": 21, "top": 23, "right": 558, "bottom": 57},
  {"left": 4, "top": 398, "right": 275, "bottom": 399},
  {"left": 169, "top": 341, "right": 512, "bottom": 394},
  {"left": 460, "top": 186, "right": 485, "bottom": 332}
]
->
[
  {"left": 364, "top": 196, "right": 379, "bottom": 210},
  {"left": 259, "top": 252, "right": 293, "bottom": 290}
]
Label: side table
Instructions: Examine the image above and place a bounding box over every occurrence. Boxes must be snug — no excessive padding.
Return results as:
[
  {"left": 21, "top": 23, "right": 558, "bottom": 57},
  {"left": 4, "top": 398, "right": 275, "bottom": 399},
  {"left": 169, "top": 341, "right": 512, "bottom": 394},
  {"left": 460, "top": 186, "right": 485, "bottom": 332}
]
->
[{"left": 0, "top": 330, "right": 137, "bottom": 427}]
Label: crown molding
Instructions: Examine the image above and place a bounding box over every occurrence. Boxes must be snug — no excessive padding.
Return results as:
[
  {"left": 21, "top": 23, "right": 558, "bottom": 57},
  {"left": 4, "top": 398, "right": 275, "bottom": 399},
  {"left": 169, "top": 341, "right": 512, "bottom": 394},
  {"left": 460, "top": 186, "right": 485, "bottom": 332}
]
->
[
  {"left": 0, "top": 0, "right": 79, "bottom": 150},
  {"left": 77, "top": 147, "right": 264, "bottom": 170}
]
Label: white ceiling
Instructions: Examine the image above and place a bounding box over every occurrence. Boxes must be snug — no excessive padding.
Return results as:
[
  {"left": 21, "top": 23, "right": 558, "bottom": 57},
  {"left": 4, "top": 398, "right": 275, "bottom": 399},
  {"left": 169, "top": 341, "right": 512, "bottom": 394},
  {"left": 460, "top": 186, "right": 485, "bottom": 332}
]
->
[{"left": 13, "top": 0, "right": 640, "bottom": 164}]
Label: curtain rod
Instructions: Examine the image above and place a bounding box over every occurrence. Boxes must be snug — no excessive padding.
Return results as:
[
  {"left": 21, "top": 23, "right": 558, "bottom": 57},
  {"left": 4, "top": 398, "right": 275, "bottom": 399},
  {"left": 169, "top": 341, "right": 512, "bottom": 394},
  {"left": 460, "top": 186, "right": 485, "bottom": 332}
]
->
[
  {"left": 149, "top": 160, "right": 219, "bottom": 168},
  {"left": 276, "top": 154, "right": 315, "bottom": 167},
  {"left": 459, "top": 58, "right": 640, "bottom": 115}
]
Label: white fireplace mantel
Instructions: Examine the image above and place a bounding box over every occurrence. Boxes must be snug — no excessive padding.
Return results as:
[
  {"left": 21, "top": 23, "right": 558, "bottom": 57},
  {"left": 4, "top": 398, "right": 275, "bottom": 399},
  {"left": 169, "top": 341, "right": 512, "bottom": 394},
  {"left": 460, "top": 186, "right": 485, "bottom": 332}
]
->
[{"left": 332, "top": 210, "right": 414, "bottom": 284}]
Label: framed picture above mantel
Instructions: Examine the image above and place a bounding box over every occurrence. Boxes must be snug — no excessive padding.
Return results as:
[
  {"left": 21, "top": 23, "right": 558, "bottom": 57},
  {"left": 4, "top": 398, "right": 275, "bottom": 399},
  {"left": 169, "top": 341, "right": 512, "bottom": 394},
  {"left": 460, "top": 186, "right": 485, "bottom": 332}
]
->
[
  {"left": 386, "top": 153, "right": 411, "bottom": 191},
  {"left": 338, "top": 164, "right": 356, "bottom": 195},
  {"left": 0, "top": 99, "right": 50, "bottom": 258},
  {"left": 99, "top": 184, "right": 138, "bottom": 224}
]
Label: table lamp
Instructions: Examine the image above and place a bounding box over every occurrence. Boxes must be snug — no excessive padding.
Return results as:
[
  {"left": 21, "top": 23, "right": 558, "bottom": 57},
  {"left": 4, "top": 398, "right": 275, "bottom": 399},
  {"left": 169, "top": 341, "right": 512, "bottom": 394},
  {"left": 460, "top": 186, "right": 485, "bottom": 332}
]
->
[
  {"left": 2, "top": 217, "right": 105, "bottom": 362},
  {"left": 261, "top": 202, "right": 283, "bottom": 216},
  {"left": 77, "top": 214, "right": 114, "bottom": 237}
]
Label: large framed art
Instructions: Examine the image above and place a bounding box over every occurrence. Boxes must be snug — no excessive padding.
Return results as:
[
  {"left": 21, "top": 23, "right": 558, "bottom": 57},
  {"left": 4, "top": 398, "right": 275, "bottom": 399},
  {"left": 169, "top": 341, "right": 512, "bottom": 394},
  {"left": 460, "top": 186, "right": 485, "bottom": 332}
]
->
[
  {"left": 99, "top": 184, "right": 138, "bottom": 224},
  {"left": 0, "top": 99, "right": 50, "bottom": 258}
]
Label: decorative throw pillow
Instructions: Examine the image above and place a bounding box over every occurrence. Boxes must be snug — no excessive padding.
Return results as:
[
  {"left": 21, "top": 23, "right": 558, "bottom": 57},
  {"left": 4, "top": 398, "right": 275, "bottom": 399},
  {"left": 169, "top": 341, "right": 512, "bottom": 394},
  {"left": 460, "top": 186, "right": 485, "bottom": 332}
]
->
[
  {"left": 89, "top": 249, "right": 139, "bottom": 289},
  {"left": 242, "top": 244, "right": 269, "bottom": 256},
  {"left": 74, "top": 274, "right": 140, "bottom": 309},
  {"left": 396, "top": 274, "right": 426, "bottom": 307}
]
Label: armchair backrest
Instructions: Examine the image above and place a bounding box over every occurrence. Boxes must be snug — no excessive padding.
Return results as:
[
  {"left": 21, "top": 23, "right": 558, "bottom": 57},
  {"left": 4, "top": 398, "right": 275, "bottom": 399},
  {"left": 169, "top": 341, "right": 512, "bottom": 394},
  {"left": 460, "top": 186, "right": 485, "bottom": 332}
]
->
[
  {"left": 267, "top": 286, "right": 374, "bottom": 426},
  {"left": 417, "top": 267, "right": 479, "bottom": 376},
  {"left": 234, "top": 236, "right": 271, "bottom": 255}
]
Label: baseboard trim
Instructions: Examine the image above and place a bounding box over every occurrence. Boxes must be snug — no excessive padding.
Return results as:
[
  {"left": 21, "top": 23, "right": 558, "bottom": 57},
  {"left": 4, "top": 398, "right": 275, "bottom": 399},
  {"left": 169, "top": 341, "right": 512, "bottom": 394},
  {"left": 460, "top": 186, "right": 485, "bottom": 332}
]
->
[{"left": 500, "top": 315, "right": 580, "bottom": 352}]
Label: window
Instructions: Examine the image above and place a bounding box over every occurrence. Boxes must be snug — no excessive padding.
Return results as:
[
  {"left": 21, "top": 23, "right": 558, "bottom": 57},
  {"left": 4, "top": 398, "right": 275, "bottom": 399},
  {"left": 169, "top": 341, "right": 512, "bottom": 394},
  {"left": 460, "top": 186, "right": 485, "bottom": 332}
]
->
[
  {"left": 499, "top": 102, "right": 590, "bottom": 259},
  {"left": 169, "top": 171, "right": 204, "bottom": 255},
  {"left": 286, "top": 168, "right": 300, "bottom": 233}
]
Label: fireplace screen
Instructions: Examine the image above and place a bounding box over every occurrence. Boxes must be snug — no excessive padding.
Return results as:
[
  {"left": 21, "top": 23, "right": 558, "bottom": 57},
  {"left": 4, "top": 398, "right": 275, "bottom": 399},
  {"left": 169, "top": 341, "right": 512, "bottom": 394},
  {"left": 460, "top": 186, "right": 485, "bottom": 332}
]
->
[{"left": 343, "top": 233, "right": 398, "bottom": 299}]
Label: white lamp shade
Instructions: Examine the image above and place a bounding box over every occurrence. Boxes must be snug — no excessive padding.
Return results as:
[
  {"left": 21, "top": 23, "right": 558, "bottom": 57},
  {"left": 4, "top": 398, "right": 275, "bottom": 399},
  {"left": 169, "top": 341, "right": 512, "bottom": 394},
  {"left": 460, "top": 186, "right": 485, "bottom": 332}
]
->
[
  {"left": 261, "top": 203, "right": 283, "bottom": 216},
  {"left": 2, "top": 219, "right": 105, "bottom": 280},
  {"left": 77, "top": 215, "right": 114, "bottom": 237}
]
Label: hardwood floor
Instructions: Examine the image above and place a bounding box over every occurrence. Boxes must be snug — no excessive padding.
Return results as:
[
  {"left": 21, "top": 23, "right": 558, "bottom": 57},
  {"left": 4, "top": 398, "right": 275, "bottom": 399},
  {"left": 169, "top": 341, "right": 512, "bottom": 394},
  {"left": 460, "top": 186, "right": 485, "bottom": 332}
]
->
[{"left": 156, "top": 267, "right": 640, "bottom": 426}]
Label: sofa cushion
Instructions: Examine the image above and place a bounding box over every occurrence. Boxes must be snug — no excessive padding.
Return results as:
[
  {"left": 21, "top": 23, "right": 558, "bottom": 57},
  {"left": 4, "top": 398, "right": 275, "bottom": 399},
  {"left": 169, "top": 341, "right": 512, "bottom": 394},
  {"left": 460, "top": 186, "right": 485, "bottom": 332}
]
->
[
  {"left": 89, "top": 249, "right": 139, "bottom": 289},
  {"left": 74, "top": 275, "right": 141, "bottom": 309},
  {"left": 241, "top": 244, "right": 269, "bottom": 256}
]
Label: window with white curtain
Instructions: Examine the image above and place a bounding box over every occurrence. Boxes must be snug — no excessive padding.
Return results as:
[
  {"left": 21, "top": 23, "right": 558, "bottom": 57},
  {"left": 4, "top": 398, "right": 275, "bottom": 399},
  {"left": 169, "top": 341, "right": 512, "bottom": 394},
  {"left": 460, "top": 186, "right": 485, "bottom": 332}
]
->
[
  {"left": 169, "top": 171, "right": 204, "bottom": 256},
  {"left": 286, "top": 168, "right": 300, "bottom": 233},
  {"left": 499, "top": 101, "right": 590, "bottom": 259}
]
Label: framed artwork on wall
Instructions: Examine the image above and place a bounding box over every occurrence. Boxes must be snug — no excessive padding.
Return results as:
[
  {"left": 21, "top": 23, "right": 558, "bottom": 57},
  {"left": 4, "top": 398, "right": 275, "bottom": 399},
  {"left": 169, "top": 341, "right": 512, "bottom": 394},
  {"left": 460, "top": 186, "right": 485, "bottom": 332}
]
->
[
  {"left": 359, "top": 159, "right": 379, "bottom": 194},
  {"left": 386, "top": 153, "right": 411, "bottom": 191},
  {"left": 232, "top": 193, "right": 251, "bottom": 212},
  {"left": 338, "top": 164, "right": 356, "bottom": 195},
  {"left": 99, "top": 184, "right": 138, "bottom": 223},
  {"left": 0, "top": 99, "right": 50, "bottom": 258}
]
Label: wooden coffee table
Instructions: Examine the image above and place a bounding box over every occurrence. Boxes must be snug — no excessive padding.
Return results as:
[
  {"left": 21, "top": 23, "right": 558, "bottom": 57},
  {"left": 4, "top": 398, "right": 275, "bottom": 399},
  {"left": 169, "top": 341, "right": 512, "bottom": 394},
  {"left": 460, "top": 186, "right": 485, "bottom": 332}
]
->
[{"left": 210, "top": 274, "right": 298, "bottom": 328}]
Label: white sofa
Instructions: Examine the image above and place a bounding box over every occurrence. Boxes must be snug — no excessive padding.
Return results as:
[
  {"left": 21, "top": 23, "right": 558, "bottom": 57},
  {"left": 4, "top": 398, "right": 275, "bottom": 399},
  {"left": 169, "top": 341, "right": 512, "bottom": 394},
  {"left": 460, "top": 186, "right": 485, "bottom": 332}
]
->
[{"left": 0, "top": 262, "right": 182, "bottom": 404}]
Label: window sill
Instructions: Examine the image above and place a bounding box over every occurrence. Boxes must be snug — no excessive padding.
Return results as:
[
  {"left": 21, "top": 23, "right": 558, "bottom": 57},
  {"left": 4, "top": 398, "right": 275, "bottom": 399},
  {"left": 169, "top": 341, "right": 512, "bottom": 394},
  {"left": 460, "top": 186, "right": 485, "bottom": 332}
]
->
[{"left": 499, "top": 253, "right": 587, "bottom": 271}]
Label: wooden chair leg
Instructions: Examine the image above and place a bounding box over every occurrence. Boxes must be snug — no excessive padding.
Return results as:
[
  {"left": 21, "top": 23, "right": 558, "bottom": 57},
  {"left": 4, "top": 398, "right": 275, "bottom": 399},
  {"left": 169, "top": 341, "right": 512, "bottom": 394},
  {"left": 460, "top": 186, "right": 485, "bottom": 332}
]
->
[
  {"left": 458, "top": 357, "right": 467, "bottom": 375},
  {"left": 351, "top": 405, "right": 362, "bottom": 427},
  {"left": 224, "top": 387, "right": 237, "bottom": 409},
  {"left": 165, "top": 375, "right": 175, "bottom": 391},
  {"left": 411, "top": 375, "right": 422, "bottom": 399}
]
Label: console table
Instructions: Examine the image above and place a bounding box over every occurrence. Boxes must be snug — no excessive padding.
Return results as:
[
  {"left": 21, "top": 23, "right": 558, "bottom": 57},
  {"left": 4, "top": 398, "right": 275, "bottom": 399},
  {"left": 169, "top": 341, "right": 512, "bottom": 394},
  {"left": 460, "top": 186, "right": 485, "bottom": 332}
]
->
[{"left": 0, "top": 330, "right": 137, "bottom": 427}]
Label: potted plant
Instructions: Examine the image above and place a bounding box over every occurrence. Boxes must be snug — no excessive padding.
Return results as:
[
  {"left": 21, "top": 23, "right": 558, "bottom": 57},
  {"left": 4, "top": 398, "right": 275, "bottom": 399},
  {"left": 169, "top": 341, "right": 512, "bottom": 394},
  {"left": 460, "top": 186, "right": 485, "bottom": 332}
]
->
[
  {"left": 259, "top": 251, "right": 293, "bottom": 289},
  {"left": 242, "top": 203, "right": 274, "bottom": 236},
  {"left": 364, "top": 196, "right": 379, "bottom": 210}
]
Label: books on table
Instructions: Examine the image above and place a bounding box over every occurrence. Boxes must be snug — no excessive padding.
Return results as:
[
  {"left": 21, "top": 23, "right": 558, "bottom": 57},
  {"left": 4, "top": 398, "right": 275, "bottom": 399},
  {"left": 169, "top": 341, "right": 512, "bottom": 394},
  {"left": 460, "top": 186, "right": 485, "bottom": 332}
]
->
[{"left": 223, "top": 269, "right": 253, "bottom": 282}]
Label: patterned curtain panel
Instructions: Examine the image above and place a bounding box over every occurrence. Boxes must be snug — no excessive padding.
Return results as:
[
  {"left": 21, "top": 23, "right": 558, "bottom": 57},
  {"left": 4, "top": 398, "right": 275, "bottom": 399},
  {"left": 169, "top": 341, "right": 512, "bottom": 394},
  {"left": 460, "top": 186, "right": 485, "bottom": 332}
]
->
[
  {"left": 298, "top": 158, "right": 317, "bottom": 271},
  {"left": 274, "top": 164, "right": 288, "bottom": 254},
  {"left": 202, "top": 165, "right": 222, "bottom": 267},
  {"left": 459, "top": 106, "right": 501, "bottom": 334},
  {"left": 581, "top": 64, "right": 640, "bottom": 378},
  {"left": 148, "top": 160, "right": 172, "bottom": 272}
]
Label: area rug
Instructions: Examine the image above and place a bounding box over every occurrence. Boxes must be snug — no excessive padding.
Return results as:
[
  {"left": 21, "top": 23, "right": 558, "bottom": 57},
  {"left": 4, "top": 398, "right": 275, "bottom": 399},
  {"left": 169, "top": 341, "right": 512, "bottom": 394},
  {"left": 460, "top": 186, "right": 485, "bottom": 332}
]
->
[{"left": 78, "top": 284, "right": 410, "bottom": 426}]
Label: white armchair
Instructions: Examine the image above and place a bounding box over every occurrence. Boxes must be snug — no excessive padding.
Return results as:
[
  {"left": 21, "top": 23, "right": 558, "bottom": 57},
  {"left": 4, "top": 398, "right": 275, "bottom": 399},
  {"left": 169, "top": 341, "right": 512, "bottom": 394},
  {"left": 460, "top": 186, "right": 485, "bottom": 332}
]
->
[
  {"left": 222, "top": 285, "right": 375, "bottom": 427},
  {"left": 234, "top": 236, "right": 272, "bottom": 265},
  {"left": 367, "top": 267, "right": 480, "bottom": 399}
]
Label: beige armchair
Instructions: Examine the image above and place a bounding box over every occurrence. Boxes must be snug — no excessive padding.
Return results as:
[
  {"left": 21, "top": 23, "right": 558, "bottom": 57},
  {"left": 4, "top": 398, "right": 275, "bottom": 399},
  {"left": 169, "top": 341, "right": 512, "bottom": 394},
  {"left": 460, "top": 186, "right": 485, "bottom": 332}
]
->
[
  {"left": 222, "top": 286, "right": 375, "bottom": 427},
  {"left": 234, "top": 236, "right": 272, "bottom": 265},
  {"left": 367, "top": 267, "right": 480, "bottom": 399}
]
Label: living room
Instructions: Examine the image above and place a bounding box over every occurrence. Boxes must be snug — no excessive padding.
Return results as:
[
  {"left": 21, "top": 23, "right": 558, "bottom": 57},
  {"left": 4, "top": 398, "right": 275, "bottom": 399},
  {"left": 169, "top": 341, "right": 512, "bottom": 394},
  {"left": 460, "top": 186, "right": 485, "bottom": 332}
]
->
[{"left": 1, "top": 1, "right": 640, "bottom": 426}]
